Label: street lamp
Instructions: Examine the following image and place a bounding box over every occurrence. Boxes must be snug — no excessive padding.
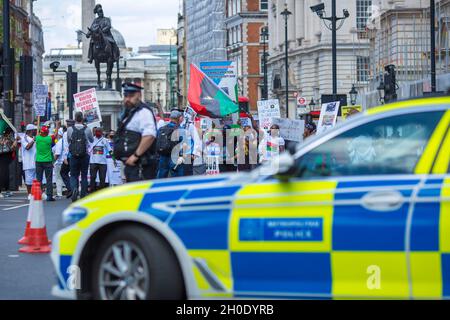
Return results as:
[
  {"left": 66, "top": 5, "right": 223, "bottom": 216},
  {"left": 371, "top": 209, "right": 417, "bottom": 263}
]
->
[
  {"left": 311, "top": 1, "right": 350, "bottom": 101},
  {"left": 281, "top": 3, "right": 292, "bottom": 118},
  {"left": 309, "top": 98, "right": 317, "bottom": 110},
  {"left": 50, "top": 61, "right": 75, "bottom": 120},
  {"left": 349, "top": 84, "right": 358, "bottom": 106},
  {"left": 260, "top": 26, "right": 269, "bottom": 100},
  {"left": 157, "top": 88, "right": 161, "bottom": 104}
]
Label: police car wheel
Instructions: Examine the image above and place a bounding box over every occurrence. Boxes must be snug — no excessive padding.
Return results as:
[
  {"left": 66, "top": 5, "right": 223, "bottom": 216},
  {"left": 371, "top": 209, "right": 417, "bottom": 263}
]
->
[{"left": 91, "top": 225, "right": 185, "bottom": 300}]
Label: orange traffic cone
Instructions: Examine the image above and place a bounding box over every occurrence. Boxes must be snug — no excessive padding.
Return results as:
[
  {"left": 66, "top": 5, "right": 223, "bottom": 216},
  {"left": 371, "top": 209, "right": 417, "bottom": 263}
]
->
[
  {"left": 19, "top": 181, "right": 51, "bottom": 254},
  {"left": 18, "top": 180, "right": 39, "bottom": 245}
]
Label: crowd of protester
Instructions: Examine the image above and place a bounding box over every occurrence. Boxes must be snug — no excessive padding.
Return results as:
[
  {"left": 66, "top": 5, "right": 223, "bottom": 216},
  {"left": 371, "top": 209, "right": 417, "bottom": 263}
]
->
[{"left": 0, "top": 101, "right": 320, "bottom": 200}]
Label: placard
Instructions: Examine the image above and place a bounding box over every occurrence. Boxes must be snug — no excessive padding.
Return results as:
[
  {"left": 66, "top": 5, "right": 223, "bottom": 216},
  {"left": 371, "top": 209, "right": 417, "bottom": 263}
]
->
[
  {"left": 33, "top": 84, "right": 48, "bottom": 117},
  {"left": 199, "top": 61, "right": 238, "bottom": 102},
  {"left": 257, "top": 99, "right": 281, "bottom": 130},
  {"left": 73, "top": 88, "right": 102, "bottom": 127},
  {"left": 341, "top": 105, "right": 363, "bottom": 119},
  {"left": 272, "top": 118, "right": 305, "bottom": 142},
  {"left": 317, "top": 101, "right": 340, "bottom": 134}
]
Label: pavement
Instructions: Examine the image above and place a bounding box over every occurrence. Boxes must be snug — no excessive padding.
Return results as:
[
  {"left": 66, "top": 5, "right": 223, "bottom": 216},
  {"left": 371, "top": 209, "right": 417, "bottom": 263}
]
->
[{"left": 0, "top": 192, "right": 69, "bottom": 300}]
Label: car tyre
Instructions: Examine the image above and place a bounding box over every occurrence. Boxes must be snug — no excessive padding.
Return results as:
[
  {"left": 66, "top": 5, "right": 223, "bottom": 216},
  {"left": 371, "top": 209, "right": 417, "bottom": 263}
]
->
[{"left": 91, "top": 225, "right": 185, "bottom": 300}]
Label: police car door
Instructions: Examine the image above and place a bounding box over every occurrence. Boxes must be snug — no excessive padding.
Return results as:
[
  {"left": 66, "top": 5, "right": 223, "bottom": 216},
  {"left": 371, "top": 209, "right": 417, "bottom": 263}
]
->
[
  {"left": 409, "top": 110, "right": 450, "bottom": 299},
  {"left": 230, "top": 110, "right": 444, "bottom": 299}
]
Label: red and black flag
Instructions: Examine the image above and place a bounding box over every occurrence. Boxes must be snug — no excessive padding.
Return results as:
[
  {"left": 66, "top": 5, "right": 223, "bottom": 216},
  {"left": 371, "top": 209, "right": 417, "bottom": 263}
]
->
[{"left": 188, "top": 64, "right": 239, "bottom": 118}]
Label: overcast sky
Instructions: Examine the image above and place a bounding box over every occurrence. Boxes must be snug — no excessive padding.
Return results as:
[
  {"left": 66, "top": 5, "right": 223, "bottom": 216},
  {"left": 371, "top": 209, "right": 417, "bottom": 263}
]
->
[{"left": 34, "top": 0, "right": 180, "bottom": 54}]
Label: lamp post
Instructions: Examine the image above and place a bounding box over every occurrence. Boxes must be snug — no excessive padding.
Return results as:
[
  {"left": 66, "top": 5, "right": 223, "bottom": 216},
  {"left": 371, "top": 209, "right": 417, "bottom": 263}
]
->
[
  {"left": 157, "top": 88, "right": 161, "bottom": 105},
  {"left": 260, "top": 26, "right": 269, "bottom": 100},
  {"left": 50, "top": 61, "right": 75, "bottom": 119},
  {"left": 281, "top": 3, "right": 292, "bottom": 118},
  {"left": 311, "top": 1, "right": 350, "bottom": 101},
  {"left": 349, "top": 84, "right": 358, "bottom": 106},
  {"left": 431, "top": 0, "right": 436, "bottom": 93}
]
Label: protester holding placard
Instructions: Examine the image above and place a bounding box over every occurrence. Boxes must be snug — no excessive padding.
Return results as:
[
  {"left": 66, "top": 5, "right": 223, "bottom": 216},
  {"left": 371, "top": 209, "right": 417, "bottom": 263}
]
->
[
  {"left": 258, "top": 124, "right": 286, "bottom": 164},
  {"left": 16, "top": 124, "right": 38, "bottom": 199},
  {"left": 35, "top": 125, "right": 57, "bottom": 201}
]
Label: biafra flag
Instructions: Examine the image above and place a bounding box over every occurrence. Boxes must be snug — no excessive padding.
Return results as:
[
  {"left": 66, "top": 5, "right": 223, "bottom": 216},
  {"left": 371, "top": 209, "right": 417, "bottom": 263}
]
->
[{"left": 188, "top": 64, "right": 239, "bottom": 118}]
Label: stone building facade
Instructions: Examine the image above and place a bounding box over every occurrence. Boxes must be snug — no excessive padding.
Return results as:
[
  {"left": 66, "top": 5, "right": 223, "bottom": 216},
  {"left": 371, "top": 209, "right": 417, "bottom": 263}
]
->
[{"left": 267, "top": 0, "right": 372, "bottom": 118}]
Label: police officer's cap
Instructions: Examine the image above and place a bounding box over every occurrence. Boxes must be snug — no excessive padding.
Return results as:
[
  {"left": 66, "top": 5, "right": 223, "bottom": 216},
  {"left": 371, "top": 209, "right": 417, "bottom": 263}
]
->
[{"left": 122, "top": 82, "right": 144, "bottom": 94}]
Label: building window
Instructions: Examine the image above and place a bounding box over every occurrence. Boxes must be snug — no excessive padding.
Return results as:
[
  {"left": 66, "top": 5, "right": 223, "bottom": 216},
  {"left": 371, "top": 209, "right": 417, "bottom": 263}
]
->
[
  {"left": 260, "top": 0, "right": 268, "bottom": 11},
  {"left": 356, "top": 0, "right": 372, "bottom": 31},
  {"left": 357, "top": 56, "right": 370, "bottom": 82}
]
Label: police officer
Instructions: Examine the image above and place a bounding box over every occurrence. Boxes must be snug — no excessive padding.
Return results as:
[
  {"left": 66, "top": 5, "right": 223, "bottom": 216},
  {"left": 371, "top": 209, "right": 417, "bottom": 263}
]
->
[{"left": 115, "top": 83, "right": 158, "bottom": 182}]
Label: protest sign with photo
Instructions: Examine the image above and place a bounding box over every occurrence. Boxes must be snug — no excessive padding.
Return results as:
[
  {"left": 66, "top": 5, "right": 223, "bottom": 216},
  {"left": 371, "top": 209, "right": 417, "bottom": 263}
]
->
[
  {"left": 199, "top": 61, "right": 238, "bottom": 102},
  {"left": 272, "top": 118, "right": 305, "bottom": 142},
  {"left": 240, "top": 117, "right": 252, "bottom": 128},
  {"left": 33, "top": 84, "right": 48, "bottom": 117},
  {"left": 317, "top": 101, "right": 340, "bottom": 134},
  {"left": 184, "top": 107, "right": 197, "bottom": 123},
  {"left": 257, "top": 99, "right": 281, "bottom": 130},
  {"left": 200, "top": 118, "right": 212, "bottom": 131},
  {"left": 73, "top": 88, "right": 102, "bottom": 127}
]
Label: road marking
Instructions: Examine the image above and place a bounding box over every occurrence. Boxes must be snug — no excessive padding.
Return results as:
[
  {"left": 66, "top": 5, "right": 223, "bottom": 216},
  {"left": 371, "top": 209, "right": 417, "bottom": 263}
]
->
[
  {"left": 8, "top": 255, "right": 19, "bottom": 258},
  {"left": 2, "top": 204, "right": 29, "bottom": 211},
  {"left": 0, "top": 199, "right": 27, "bottom": 203}
]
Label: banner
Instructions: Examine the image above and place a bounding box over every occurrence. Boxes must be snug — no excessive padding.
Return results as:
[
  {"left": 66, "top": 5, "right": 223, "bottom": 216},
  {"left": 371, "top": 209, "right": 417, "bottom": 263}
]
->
[
  {"left": 341, "top": 105, "right": 363, "bottom": 119},
  {"left": 272, "top": 118, "right": 305, "bottom": 143},
  {"left": 73, "top": 88, "right": 102, "bottom": 127},
  {"left": 33, "top": 84, "right": 48, "bottom": 117},
  {"left": 199, "top": 61, "right": 238, "bottom": 102},
  {"left": 317, "top": 101, "right": 340, "bottom": 134},
  {"left": 257, "top": 99, "right": 281, "bottom": 130}
]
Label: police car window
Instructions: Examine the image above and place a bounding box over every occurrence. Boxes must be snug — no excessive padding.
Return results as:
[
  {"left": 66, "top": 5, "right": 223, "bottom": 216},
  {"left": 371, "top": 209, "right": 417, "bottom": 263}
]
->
[{"left": 296, "top": 111, "right": 444, "bottom": 178}]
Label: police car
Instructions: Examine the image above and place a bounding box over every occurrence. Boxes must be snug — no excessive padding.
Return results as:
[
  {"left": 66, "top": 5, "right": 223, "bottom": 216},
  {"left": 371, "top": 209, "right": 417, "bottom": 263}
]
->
[{"left": 51, "top": 96, "right": 450, "bottom": 300}]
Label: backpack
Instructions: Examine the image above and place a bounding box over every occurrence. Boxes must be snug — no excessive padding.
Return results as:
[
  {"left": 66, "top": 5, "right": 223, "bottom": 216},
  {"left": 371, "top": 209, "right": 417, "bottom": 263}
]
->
[
  {"left": 156, "top": 125, "right": 178, "bottom": 156},
  {"left": 69, "top": 126, "right": 87, "bottom": 158}
]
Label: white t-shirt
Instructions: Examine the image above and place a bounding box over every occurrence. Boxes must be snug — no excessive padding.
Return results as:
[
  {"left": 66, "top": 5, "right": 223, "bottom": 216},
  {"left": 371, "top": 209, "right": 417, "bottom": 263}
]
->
[
  {"left": 125, "top": 107, "right": 157, "bottom": 138},
  {"left": 53, "top": 138, "right": 64, "bottom": 166},
  {"left": 20, "top": 134, "right": 36, "bottom": 171},
  {"left": 259, "top": 135, "right": 285, "bottom": 162},
  {"left": 206, "top": 142, "right": 221, "bottom": 156},
  {"left": 89, "top": 137, "right": 112, "bottom": 165}
]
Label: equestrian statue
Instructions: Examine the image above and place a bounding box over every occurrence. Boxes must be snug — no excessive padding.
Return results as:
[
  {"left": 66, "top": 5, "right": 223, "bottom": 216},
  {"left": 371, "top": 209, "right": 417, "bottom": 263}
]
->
[{"left": 84, "top": 4, "right": 120, "bottom": 90}]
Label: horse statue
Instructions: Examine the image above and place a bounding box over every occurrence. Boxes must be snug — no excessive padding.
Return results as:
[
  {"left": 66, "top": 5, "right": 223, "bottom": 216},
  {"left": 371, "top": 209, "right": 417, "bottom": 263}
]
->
[{"left": 85, "top": 4, "right": 120, "bottom": 90}]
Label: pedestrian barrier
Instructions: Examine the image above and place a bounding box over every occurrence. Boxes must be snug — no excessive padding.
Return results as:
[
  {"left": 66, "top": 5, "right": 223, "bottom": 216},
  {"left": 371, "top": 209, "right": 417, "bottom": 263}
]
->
[
  {"left": 19, "top": 180, "right": 51, "bottom": 254},
  {"left": 17, "top": 180, "right": 39, "bottom": 245}
]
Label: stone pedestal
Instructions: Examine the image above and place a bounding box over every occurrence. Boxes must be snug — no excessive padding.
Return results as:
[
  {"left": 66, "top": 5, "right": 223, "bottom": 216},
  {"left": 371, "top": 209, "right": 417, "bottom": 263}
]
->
[{"left": 96, "top": 90, "right": 123, "bottom": 132}]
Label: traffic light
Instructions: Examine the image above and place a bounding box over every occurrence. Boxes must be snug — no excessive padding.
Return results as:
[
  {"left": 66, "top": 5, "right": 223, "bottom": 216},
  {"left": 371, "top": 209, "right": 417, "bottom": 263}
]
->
[{"left": 19, "top": 55, "right": 33, "bottom": 94}]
